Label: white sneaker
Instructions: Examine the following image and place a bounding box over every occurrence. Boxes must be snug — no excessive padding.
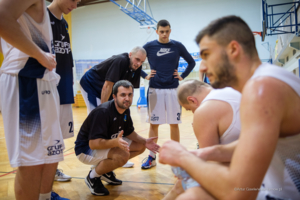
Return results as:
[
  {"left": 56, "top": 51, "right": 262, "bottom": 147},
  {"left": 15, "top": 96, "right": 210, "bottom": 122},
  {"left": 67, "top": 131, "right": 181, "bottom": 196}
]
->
[
  {"left": 54, "top": 169, "right": 72, "bottom": 181},
  {"left": 122, "top": 161, "right": 134, "bottom": 168}
]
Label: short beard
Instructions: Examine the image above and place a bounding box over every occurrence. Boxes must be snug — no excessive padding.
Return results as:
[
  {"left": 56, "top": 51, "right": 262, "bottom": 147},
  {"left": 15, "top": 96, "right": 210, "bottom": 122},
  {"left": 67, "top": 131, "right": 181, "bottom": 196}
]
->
[
  {"left": 211, "top": 53, "right": 237, "bottom": 89},
  {"left": 116, "top": 98, "right": 131, "bottom": 110}
]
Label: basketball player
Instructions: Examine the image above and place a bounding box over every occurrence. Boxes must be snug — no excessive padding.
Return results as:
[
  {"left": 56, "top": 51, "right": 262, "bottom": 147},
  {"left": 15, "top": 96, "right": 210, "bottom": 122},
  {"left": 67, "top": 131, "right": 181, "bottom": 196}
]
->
[
  {"left": 163, "top": 79, "right": 241, "bottom": 200},
  {"left": 0, "top": 0, "right": 64, "bottom": 200},
  {"left": 141, "top": 19, "right": 196, "bottom": 169},
  {"left": 75, "top": 80, "right": 160, "bottom": 196},
  {"left": 48, "top": 0, "right": 80, "bottom": 186},
  {"left": 159, "top": 15, "right": 300, "bottom": 200},
  {"left": 80, "top": 46, "right": 146, "bottom": 168}
]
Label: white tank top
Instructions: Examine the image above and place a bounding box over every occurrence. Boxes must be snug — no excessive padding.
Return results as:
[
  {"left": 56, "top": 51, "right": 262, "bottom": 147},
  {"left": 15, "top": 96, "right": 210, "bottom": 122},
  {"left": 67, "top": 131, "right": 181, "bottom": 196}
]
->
[
  {"left": 0, "top": 0, "right": 58, "bottom": 82},
  {"left": 201, "top": 87, "right": 241, "bottom": 144},
  {"left": 251, "top": 63, "right": 300, "bottom": 199}
]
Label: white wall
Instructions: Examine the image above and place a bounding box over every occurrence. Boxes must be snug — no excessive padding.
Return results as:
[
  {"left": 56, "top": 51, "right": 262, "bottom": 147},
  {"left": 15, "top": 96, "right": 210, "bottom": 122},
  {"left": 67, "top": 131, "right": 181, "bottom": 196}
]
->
[
  {"left": 72, "top": 0, "right": 272, "bottom": 60},
  {"left": 71, "top": 0, "right": 292, "bottom": 104}
]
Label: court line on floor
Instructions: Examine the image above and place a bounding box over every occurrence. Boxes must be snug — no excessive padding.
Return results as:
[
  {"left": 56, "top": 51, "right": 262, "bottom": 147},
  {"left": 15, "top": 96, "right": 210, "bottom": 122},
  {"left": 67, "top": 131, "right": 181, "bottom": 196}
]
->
[
  {"left": 0, "top": 170, "right": 16, "bottom": 177},
  {"left": 0, "top": 152, "right": 75, "bottom": 178},
  {"left": 0, "top": 113, "right": 195, "bottom": 178}
]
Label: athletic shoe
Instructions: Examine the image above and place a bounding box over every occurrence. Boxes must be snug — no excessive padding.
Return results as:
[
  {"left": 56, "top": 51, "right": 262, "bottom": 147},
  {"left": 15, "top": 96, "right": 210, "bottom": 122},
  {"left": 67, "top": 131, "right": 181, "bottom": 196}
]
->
[
  {"left": 51, "top": 191, "right": 70, "bottom": 200},
  {"left": 85, "top": 171, "right": 109, "bottom": 196},
  {"left": 122, "top": 161, "right": 134, "bottom": 168},
  {"left": 54, "top": 169, "right": 72, "bottom": 182},
  {"left": 100, "top": 171, "right": 122, "bottom": 185},
  {"left": 141, "top": 155, "right": 156, "bottom": 169}
]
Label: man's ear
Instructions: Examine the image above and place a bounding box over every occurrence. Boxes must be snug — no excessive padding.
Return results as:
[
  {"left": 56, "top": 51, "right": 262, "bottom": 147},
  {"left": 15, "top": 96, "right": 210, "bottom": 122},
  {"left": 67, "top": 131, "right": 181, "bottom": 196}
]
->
[
  {"left": 187, "top": 96, "right": 197, "bottom": 105},
  {"left": 227, "top": 40, "right": 240, "bottom": 60}
]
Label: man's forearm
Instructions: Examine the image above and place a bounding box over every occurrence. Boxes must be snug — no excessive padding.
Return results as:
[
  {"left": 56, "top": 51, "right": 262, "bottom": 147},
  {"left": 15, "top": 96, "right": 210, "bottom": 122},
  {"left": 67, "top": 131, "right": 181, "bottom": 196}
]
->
[
  {"left": 0, "top": 8, "right": 43, "bottom": 60},
  {"left": 101, "top": 85, "right": 113, "bottom": 103},
  {"left": 196, "top": 142, "right": 236, "bottom": 162},
  {"left": 126, "top": 132, "right": 146, "bottom": 145},
  {"left": 179, "top": 151, "right": 234, "bottom": 199},
  {"left": 90, "top": 138, "right": 118, "bottom": 150}
]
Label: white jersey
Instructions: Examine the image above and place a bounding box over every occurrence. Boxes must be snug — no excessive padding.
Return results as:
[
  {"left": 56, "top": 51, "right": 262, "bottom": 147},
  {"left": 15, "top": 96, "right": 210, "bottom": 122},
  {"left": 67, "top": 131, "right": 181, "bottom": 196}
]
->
[
  {"left": 201, "top": 87, "right": 241, "bottom": 144},
  {"left": 0, "top": 0, "right": 58, "bottom": 82},
  {"left": 0, "top": 1, "right": 64, "bottom": 168},
  {"left": 252, "top": 63, "right": 300, "bottom": 199}
]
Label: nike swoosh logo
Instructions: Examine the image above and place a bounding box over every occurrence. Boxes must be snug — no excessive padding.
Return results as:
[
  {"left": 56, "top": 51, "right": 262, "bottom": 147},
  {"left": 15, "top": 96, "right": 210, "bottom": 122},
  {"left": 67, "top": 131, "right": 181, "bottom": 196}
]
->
[
  {"left": 88, "top": 178, "right": 94, "bottom": 187},
  {"left": 157, "top": 51, "right": 174, "bottom": 56}
]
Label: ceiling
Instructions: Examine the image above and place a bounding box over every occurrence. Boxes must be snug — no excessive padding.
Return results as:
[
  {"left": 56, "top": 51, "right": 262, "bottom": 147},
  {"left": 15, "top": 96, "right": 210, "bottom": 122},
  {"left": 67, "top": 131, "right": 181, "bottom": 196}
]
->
[{"left": 46, "top": 0, "right": 116, "bottom": 7}]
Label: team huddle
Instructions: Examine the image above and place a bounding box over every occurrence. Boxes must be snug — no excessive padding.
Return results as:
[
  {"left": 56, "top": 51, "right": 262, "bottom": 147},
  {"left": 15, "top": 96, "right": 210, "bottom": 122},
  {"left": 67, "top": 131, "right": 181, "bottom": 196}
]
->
[{"left": 0, "top": 0, "right": 299, "bottom": 200}]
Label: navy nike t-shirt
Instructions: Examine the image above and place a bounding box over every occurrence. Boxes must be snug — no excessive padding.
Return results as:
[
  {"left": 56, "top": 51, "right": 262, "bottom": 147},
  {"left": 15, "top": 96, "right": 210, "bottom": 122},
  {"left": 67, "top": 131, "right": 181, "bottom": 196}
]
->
[{"left": 142, "top": 40, "right": 195, "bottom": 89}]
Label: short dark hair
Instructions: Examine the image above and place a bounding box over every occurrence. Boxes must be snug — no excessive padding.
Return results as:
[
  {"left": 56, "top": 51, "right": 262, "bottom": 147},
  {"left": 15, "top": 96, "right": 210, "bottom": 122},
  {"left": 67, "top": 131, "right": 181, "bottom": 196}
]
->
[
  {"left": 157, "top": 19, "right": 171, "bottom": 30},
  {"left": 113, "top": 80, "right": 134, "bottom": 96},
  {"left": 195, "top": 15, "right": 257, "bottom": 57}
]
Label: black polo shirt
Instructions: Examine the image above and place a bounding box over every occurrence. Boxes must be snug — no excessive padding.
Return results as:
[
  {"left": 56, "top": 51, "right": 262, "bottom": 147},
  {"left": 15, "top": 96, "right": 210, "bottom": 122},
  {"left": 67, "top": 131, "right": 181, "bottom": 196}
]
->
[
  {"left": 74, "top": 100, "right": 134, "bottom": 155},
  {"left": 79, "top": 53, "right": 142, "bottom": 107}
]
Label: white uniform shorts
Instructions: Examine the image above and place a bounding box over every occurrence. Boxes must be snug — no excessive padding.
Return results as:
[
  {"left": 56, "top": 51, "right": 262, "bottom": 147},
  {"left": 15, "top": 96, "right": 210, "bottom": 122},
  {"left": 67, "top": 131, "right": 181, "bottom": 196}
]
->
[
  {"left": 60, "top": 104, "right": 74, "bottom": 139},
  {"left": 0, "top": 73, "right": 64, "bottom": 168},
  {"left": 77, "top": 137, "right": 132, "bottom": 166},
  {"left": 147, "top": 88, "right": 182, "bottom": 124},
  {"left": 80, "top": 86, "right": 101, "bottom": 114}
]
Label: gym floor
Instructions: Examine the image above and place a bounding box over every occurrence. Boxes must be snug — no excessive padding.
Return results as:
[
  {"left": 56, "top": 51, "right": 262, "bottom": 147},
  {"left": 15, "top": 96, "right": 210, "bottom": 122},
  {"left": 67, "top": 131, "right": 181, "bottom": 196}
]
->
[{"left": 0, "top": 107, "right": 196, "bottom": 199}]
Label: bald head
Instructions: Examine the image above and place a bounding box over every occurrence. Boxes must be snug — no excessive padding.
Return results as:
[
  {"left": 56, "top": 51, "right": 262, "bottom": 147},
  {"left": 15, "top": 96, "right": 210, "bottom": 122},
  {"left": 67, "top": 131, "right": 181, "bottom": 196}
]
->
[
  {"left": 177, "top": 80, "right": 210, "bottom": 104},
  {"left": 130, "top": 46, "right": 146, "bottom": 56}
]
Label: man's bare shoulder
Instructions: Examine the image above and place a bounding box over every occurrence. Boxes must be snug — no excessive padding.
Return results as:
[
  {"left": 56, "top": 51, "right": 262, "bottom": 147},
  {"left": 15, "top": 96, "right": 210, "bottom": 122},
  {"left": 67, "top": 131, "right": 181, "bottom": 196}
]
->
[
  {"left": 243, "top": 76, "right": 289, "bottom": 103},
  {"left": 194, "top": 100, "right": 232, "bottom": 122},
  {"left": 241, "top": 77, "right": 287, "bottom": 128}
]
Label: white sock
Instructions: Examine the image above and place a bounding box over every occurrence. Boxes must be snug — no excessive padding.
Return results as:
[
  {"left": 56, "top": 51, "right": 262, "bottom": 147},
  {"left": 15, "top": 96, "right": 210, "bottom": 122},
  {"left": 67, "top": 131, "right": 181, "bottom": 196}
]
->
[
  {"left": 89, "top": 169, "right": 101, "bottom": 179},
  {"left": 149, "top": 151, "right": 156, "bottom": 159},
  {"left": 39, "top": 192, "right": 51, "bottom": 200}
]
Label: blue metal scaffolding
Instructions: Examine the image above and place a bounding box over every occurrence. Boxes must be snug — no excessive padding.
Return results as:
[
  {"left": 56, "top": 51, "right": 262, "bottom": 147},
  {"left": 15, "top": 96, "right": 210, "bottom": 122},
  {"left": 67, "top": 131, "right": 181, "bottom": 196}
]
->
[
  {"left": 262, "top": 0, "right": 300, "bottom": 41},
  {"left": 110, "top": 0, "right": 157, "bottom": 29}
]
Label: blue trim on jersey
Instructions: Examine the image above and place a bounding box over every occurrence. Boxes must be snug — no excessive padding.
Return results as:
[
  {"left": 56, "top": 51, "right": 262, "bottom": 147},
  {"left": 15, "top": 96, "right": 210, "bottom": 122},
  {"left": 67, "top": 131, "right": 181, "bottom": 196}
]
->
[
  {"left": 19, "top": 58, "right": 46, "bottom": 79},
  {"left": 143, "top": 40, "right": 195, "bottom": 89},
  {"left": 18, "top": 76, "right": 42, "bottom": 146}
]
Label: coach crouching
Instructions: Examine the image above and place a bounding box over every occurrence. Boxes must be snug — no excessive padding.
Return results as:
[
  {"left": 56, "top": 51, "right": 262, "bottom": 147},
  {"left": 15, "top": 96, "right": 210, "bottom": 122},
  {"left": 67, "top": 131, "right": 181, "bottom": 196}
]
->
[{"left": 74, "top": 80, "right": 160, "bottom": 196}]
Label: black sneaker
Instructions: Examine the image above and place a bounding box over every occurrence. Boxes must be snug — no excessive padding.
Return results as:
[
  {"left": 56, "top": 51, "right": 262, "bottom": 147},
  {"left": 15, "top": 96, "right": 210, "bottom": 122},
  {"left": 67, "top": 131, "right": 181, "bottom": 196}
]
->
[
  {"left": 100, "top": 171, "right": 122, "bottom": 185},
  {"left": 85, "top": 171, "right": 109, "bottom": 196}
]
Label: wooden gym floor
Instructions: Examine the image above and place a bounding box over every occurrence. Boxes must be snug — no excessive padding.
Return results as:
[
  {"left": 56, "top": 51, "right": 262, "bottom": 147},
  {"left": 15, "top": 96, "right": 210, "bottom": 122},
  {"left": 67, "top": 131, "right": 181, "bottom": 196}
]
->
[{"left": 0, "top": 107, "right": 196, "bottom": 200}]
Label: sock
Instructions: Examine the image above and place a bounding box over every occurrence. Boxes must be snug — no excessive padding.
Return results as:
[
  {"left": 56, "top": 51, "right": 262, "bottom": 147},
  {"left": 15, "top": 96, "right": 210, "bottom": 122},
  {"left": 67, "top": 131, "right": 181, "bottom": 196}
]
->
[
  {"left": 39, "top": 192, "right": 51, "bottom": 200},
  {"left": 90, "top": 169, "right": 101, "bottom": 179},
  {"left": 149, "top": 151, "right": 156, "bottom": 159}
]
